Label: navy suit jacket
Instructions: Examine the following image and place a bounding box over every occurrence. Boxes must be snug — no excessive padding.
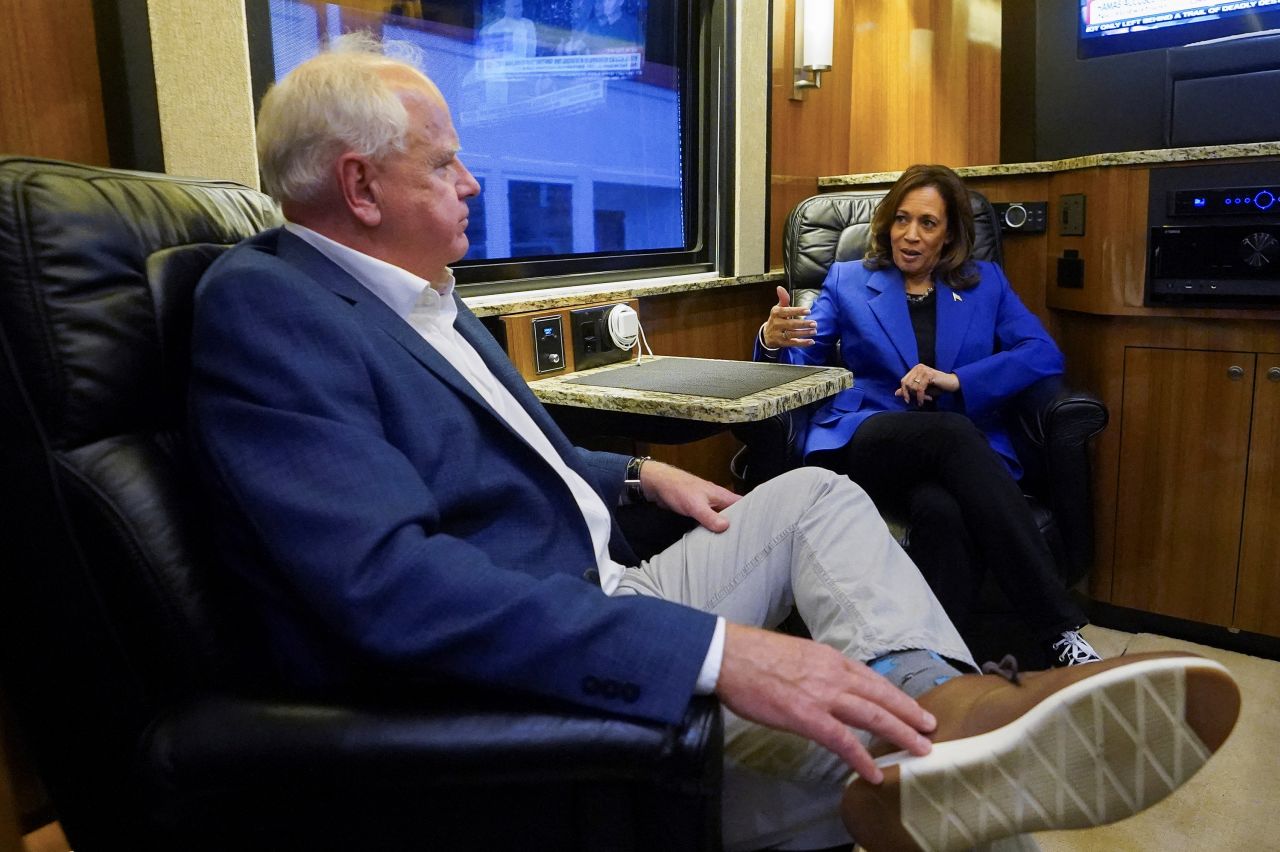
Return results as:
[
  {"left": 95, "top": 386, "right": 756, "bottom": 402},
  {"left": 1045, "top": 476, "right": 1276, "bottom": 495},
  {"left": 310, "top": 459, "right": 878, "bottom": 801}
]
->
[
  {"left": 188, "top": 229, "right": 716, "bottom": 724},
  {"left": 757, "top": 260, "right": 1064, "bottom": 478}
]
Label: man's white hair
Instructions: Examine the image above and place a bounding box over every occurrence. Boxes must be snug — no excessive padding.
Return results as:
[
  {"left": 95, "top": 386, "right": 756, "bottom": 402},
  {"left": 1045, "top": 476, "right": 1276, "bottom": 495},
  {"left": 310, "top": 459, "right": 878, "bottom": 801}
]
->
[{"left": 256, "top": 32, "right": 436, "bottom": 204}]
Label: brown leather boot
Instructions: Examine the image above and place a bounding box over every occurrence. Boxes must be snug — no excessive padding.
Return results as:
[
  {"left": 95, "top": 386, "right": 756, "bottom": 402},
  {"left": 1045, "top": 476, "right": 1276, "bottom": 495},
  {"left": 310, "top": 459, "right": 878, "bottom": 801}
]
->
[{"left": 842, "top": 652, "right": 1240, "bottom": 852}]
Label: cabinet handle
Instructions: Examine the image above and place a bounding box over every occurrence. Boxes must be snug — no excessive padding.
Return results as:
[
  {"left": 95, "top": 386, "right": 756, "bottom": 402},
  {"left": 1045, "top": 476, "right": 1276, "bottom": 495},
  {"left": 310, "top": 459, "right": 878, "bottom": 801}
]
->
[
  {"left": 1228, "top": 365, "right": 1245, "bottom": 380},
  {"left": 1269, "top": 367, "right": 1280, "bottom": 382}
]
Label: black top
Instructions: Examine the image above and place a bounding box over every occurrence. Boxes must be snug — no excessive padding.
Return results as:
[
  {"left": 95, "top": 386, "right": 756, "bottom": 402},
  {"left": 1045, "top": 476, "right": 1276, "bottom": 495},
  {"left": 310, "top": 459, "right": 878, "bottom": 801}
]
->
[{"left": 907, "top": 289, "right": 937, "bottom": 411}]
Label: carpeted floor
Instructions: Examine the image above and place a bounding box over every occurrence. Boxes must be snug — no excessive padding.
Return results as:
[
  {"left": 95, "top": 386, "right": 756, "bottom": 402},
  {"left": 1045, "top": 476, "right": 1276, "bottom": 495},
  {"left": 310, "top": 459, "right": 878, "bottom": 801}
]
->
[{"left": 1033, "top": 625, "right": 1278, "bottom": 851}]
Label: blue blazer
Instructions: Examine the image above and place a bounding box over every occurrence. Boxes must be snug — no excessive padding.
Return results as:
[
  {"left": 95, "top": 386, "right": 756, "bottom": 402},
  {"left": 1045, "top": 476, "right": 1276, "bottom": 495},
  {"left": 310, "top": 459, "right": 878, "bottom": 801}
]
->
[
  {"left": 188, "top": 229, "right": 715, "bottom": 724},
  {"left": 757, "top": 260, "right": 1063, "bottom": 479}
]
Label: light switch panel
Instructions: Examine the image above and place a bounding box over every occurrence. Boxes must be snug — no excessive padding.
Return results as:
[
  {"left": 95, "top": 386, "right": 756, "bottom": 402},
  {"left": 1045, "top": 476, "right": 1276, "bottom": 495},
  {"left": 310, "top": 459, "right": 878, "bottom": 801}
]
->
[
  {"left": 1060, "top": 193, "right": 1086, "bottom": 236},
  {"left": 531, "top": 315, "right": 564, "bottom": 374}
]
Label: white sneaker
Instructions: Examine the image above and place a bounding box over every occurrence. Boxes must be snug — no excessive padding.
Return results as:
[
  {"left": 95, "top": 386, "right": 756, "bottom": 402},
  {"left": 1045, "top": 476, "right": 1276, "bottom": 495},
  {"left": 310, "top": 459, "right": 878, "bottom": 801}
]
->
[{"left": 1049, "top": 629, "right": 1102, "bottom": 667}]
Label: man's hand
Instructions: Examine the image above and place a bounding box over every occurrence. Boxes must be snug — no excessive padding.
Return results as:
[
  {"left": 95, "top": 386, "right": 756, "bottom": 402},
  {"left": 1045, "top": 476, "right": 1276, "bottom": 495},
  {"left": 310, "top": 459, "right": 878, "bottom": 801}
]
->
[
  {"left": 715, "top": 623, "right": 936, "bottom": 783},
  {"left": 761, "top": 285, "right": 817, "bottom": 349},
  {"left": 639, "top": 460, "right": 740, "bottom": 533}
]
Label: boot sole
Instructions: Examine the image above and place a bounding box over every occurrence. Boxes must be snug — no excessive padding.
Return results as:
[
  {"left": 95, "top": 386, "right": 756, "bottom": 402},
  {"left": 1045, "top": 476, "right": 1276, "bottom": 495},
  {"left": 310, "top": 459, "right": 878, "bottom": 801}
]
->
[{"left": 864, "top": 655, "right": 1239, "bottom": 852}]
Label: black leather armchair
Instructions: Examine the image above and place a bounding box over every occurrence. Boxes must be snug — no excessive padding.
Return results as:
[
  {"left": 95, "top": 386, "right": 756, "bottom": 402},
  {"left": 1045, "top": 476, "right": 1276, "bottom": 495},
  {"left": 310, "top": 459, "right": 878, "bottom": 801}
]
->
[
  {"left": 738, "top": 189, "right": 1107, "bottom": 634},
  {"left": 0, "top": 157, "right": 722, "bottom": 852}
]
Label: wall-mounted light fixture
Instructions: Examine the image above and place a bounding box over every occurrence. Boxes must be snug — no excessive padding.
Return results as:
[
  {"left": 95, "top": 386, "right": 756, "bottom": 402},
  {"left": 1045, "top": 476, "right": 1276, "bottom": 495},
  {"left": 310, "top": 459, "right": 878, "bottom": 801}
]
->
[{"left": 791, "top": 0, "right": 834, "bottom": 100}]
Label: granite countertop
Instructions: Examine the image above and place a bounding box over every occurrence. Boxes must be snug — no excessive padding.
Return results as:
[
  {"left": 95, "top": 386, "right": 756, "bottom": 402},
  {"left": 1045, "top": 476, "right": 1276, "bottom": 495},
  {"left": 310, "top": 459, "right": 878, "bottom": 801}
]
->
[
  {"left": 528, "top": 355, "right": 852, "bottom": 424},
  {"left": 820, "top": 141, "right": 1280, "bottom": 187},
  {"left": 462, "top": 270, "right": 783, "bottom": 317}
]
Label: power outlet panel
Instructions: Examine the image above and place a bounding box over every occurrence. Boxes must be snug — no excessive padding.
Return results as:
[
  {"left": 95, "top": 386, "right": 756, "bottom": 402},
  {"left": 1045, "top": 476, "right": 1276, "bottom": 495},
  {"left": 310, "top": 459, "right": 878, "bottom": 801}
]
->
[{"left": 570, "top": 304, "right": 631, "bottom": 372}]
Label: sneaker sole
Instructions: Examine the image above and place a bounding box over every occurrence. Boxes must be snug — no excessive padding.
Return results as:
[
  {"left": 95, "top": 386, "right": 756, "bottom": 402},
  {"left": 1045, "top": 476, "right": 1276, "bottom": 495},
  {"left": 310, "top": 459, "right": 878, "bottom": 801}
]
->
[{"left": 856, "top": 655, "right": 1239, "bottom": 852}]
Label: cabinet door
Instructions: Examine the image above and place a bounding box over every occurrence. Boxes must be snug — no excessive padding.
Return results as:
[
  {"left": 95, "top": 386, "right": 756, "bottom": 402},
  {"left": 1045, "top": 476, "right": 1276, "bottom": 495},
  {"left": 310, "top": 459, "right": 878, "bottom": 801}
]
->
[
  {"left": 1112, "top": 348, "right": 1254, "bottom": 625},
  {"left": 1235, "top": 354, "right": 1280, "bottom": 635}
]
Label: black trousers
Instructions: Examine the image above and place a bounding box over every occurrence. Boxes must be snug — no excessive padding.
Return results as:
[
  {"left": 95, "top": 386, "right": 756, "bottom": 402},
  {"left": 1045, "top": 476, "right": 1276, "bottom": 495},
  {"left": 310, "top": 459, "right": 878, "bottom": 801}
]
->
[{"left": 810, "top": 410, "right": 1084, "bottom": 642}]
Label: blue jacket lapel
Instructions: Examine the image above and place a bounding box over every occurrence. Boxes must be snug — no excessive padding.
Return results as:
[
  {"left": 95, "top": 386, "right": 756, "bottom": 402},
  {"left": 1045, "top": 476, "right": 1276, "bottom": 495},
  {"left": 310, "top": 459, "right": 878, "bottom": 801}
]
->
[
  {"left": 934, "top": 282, "right": 975, "bottom": 373},
  {"left": 866, "top": 268, "right": 919, "bottom": 369},
  {"left": 275, "top": 231, "right": 590, "bottom": 478},
  {"left": 276, "top": 231, "right": 499, "bottom": 426}
]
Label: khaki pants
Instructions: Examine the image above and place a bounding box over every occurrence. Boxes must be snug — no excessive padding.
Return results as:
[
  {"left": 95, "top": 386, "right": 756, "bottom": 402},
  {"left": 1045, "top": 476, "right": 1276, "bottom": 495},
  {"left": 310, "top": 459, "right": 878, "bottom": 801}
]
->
[{"left": 616, "top": 467, "right": 975, "bottom": 850}]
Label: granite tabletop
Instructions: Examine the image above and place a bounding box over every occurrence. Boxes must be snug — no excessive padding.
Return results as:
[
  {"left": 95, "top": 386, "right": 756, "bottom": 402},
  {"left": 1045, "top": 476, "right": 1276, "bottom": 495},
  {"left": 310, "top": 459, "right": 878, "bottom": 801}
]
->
[
  {"left": 820, "top": 141, "right": 1280, "bottom": 188},
  {"left": 528, "top": 355, "right": 853, "bottom": 424}
]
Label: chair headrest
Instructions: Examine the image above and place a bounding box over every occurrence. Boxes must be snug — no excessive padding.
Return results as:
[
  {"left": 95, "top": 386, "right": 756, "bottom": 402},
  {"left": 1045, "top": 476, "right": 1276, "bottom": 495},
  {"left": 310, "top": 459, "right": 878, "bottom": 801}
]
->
[
  {"left": 0, "top": 157, "right": 282, "bottom": 450},
  {"left": 783, "top": 187, "right": 1004, "bottom": 308}
]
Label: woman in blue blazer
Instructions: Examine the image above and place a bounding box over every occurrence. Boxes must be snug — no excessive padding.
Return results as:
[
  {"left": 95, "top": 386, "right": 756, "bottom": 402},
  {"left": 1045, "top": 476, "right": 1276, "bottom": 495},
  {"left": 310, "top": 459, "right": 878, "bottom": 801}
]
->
[{"left": 756, "top": 164, "right": 1099, "bottom": 667}]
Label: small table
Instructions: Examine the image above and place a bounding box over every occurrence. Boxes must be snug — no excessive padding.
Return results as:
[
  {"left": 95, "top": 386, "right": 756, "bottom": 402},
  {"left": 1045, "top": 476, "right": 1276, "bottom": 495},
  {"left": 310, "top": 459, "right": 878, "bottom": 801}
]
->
[{"left": 529, "top": 355, "right": 852, "bottom": 443}]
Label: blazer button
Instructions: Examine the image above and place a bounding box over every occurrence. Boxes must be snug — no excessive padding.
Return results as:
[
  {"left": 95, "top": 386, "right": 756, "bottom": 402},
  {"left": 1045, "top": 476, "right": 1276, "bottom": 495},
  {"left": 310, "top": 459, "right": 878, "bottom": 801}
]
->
[
  {"left": 582, "top": 675, "right": 601, "bottom": 695},
  {"left": 621, "top": 683, "right": 640, "bottom": 703},
  {"left": 582, "top": 569, "right": 600, "bottom": 585}
]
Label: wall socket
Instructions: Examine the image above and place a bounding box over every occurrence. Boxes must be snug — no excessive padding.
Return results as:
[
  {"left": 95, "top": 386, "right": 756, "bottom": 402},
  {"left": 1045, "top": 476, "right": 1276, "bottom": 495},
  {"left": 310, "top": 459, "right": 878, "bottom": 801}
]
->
[{"left": 1059, "top": 194, "right": 1086, "bottom": 236}]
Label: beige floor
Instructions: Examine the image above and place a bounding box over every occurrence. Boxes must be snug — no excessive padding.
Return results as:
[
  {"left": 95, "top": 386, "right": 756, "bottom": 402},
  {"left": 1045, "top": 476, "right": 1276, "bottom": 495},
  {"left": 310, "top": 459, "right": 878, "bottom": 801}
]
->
[{"left": 1032, "top": 625, "right": 1277, "bottom": 851}]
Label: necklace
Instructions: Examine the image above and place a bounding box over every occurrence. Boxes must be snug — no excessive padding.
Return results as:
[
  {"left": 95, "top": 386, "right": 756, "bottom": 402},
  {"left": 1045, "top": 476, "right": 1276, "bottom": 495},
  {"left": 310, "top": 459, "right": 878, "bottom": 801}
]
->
[{"left": 906, "top": 287, "right": 935, "bottom": 304}]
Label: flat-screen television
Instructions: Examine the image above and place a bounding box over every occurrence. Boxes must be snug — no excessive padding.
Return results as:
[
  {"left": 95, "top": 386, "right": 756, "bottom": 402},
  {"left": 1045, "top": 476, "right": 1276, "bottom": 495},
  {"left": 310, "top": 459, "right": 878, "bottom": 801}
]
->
[{"left": 1079, "top": 0, "right": 1280, "bottom": 58}]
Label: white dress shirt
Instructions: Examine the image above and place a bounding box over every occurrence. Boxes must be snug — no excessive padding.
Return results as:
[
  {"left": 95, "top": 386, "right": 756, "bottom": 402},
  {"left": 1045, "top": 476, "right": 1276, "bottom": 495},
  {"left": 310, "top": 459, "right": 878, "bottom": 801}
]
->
[{"left": 283, "top": 223, "right": 724, "bottom": 691}]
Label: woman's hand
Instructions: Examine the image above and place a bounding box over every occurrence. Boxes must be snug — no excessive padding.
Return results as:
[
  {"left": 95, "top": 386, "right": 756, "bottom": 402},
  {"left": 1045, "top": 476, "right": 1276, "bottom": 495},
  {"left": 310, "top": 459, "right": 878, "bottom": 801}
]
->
[
  {"left": 895, "top": 363, "right": 960, "bottom": 406},
  {"left": 761, "top": 285, "right": 817, "bottom": 349}
]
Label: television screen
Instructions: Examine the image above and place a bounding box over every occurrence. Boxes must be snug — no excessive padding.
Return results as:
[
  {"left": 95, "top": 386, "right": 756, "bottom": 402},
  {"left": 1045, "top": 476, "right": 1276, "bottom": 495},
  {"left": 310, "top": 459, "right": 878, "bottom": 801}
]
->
[{"left": 1078, "top": 0, "right": 1280, "bottom": 58}]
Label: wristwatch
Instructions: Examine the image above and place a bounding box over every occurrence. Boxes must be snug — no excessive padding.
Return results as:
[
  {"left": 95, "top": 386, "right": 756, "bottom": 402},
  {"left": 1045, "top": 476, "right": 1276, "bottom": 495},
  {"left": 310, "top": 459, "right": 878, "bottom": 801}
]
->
[{"left": 624, "top": 455, "right": 651, "bottom": 504}]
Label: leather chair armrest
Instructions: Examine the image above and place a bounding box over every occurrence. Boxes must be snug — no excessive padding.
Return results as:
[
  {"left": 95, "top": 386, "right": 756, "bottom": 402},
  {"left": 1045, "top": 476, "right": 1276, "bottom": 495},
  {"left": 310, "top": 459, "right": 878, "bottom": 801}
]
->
[
  {"left": 139, "top": 692, "right": 722, "bottom": 850},
  {"left": 1008, "top": 376, "right": 1110, "bottom": 586},
  {"left": 1009, "top": 375, "right": 1108, "bottom": 450}
]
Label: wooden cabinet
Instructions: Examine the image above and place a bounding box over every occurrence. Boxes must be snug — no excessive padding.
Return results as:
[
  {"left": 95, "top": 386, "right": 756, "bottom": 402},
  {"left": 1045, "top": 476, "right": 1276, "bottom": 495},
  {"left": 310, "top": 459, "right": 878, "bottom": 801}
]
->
[
  {"left": 1112, "top": 347, "right": 1280, "bottom": 630},
  {"left": 1235, "top": 354, "right": 1280, "bottom": 634}
]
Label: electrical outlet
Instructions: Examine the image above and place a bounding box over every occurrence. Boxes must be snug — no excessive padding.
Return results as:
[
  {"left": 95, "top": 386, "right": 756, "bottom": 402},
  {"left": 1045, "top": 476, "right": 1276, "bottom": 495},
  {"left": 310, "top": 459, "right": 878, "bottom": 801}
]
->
[{"left": 570, "top": 304, "right": 633, "bottom": 371}]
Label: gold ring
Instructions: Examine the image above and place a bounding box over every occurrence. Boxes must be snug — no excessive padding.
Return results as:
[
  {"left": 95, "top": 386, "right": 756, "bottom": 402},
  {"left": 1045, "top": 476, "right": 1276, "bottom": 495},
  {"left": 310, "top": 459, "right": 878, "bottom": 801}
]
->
[{"left": 913, "top": 378, "right": 921, "bottom": 384}]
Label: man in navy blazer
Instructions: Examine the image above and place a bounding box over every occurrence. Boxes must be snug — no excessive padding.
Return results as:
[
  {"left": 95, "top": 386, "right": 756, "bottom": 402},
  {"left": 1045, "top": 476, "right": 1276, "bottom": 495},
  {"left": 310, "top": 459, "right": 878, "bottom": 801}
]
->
[{"left": 187, "top": 34, "right": 1237, "bottom": 852}]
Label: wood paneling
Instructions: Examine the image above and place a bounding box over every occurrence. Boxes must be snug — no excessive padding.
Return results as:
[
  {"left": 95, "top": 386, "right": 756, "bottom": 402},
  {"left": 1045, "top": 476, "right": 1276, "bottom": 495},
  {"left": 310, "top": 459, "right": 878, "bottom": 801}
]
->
[
  {"left": 1235, "top": 353, "right": 1280, "bottom": 635},
  {"left": 0, "top": 0, "right": 108, "bottom": 165},
  {"left": 768, "top": 0, "right": 855, "bottom": 269},
  {"left": 847, "top": 0, "right": 1001, "bottom": 174},
  {"left": 0, "top": 689, "right": 39, "bottom": 852},
  {"left": 1055, "top": 314, "right": 1280, "bottom": 603},
  {"left": 0, "top": 740, "right": 19, "bottom": 852},
  {"left": 639, "top": 284, "right": 777, "bottom": 361},
  {"left": 769, "top": 175, "right": 820, "bottom": 274},
  {"left": 1112, "top": 347, "right": 1254, "bottom": 625}
]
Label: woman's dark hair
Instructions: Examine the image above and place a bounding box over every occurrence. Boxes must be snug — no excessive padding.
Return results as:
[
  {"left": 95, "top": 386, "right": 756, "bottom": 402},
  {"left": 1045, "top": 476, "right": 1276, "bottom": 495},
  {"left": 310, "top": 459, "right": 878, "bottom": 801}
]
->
[{"left": 862, "top": 163, "right": 980, "bottom": 290}]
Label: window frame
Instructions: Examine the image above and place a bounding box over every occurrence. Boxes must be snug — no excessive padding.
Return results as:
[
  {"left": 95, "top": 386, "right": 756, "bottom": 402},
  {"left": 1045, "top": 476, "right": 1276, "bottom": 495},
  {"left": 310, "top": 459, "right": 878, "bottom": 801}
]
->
[{"left": 243, "top": 0, "right": 733, "bottom": 296}]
